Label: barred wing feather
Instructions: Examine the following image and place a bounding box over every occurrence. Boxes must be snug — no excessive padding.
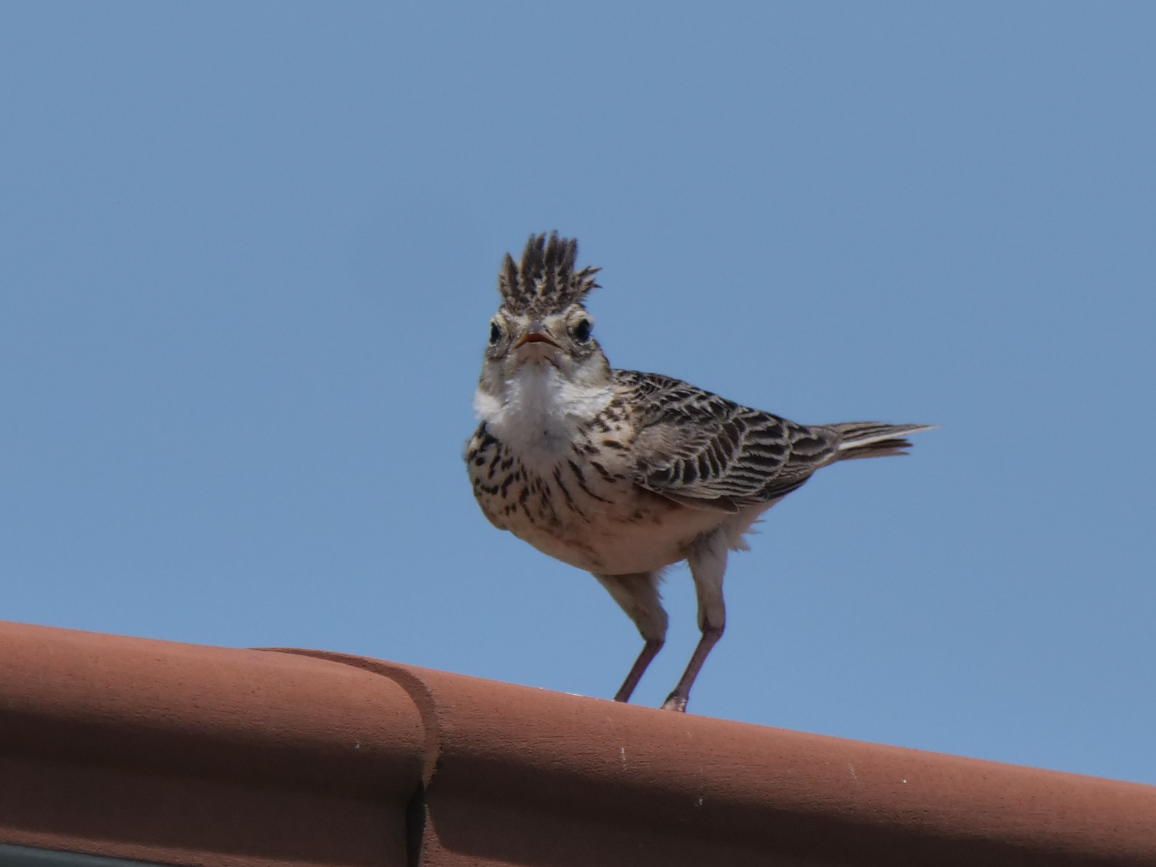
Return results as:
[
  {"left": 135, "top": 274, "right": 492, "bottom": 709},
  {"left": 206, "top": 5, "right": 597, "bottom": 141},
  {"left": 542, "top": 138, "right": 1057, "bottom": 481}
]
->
[{"left": 618, "top": 370, "right": 840, "bottom": 508}]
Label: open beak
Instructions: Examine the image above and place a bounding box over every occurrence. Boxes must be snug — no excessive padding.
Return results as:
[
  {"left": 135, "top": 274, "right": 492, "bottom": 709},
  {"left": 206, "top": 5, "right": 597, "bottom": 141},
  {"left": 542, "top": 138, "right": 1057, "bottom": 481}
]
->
[{"left": 514, "top": 331, "right": 560, "bottom": 349}]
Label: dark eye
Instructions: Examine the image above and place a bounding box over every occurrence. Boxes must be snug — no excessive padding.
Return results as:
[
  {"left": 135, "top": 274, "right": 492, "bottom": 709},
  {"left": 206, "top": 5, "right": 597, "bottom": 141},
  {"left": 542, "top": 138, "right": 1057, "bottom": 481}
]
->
[
  {"left": 572, "top": 318, "right": 592, "bottom": 343},
  {"left": 489, "top": 321, "right": 502, "bottom": 345}
]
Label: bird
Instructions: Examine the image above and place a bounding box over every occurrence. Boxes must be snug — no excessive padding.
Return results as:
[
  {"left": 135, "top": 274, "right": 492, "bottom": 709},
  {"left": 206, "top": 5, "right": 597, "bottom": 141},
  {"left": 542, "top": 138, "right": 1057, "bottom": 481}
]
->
[{"left": 466, "top": 232, "right": 934, "bottom": 713}]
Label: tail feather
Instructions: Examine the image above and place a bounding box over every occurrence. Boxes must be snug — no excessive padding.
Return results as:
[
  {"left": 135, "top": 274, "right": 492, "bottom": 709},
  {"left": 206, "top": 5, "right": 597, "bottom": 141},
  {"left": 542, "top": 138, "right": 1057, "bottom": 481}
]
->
[{"left": 830, "top": 422, "right": 937, "bottom": 461}]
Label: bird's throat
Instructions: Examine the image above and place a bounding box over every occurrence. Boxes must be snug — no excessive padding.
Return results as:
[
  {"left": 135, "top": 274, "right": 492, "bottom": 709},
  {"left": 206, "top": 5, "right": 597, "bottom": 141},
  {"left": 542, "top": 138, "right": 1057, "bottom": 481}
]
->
[{"left": 474, "top": 363, "right": 614, "bottom": 460}]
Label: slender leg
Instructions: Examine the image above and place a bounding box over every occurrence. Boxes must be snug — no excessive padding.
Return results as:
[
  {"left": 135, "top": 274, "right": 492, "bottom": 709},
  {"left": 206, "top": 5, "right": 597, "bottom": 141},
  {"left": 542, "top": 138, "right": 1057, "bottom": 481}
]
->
[
  {"left": 593, "top": 571, "right": 668, "bottom": 703},
  {"left": 661, "top": 626, "right": 724, "bottom": 711},
  {"left": 662, "top": 528, "right": 729, "bottom": 713},
  {"left": 614, "top": 638, "right": 664, "bottom": 703}
]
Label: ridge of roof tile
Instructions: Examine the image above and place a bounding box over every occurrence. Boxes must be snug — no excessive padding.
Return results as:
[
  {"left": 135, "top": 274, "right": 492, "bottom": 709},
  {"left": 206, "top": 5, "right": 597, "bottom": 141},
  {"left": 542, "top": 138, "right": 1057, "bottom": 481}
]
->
[{"left": 2, "top": 621, "right": 1154, "bottom": 867}]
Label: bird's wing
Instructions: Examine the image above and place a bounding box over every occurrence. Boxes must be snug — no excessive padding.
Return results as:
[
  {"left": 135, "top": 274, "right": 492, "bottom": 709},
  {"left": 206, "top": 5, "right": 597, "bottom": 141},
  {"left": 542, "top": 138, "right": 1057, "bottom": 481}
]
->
[{"left": 616, "top": 370, "right": 839, "bottom": 508}]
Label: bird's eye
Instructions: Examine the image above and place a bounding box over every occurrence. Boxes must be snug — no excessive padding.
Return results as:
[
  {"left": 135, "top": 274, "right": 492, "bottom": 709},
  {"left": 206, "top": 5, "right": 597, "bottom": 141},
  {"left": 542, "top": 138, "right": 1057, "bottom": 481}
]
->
[
  {"left": 572, "top": 318, "right": 593, "bottom": 343},
  {"left": 489, "top": 321, "right": 502, "bottom": 345}
]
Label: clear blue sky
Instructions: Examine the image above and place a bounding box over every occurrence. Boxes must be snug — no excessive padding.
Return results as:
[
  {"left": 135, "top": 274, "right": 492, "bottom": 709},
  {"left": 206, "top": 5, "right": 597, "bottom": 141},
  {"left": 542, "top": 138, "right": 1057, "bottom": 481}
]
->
[{"left": 2, "top": 3, "right": 1153, "bottom": 784}]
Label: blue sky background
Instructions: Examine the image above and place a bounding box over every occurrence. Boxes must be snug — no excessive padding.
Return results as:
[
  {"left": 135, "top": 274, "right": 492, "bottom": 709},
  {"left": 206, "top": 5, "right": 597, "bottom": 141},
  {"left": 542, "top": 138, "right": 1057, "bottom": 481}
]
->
[{"left": 2, "top": 3, "right": 1154, "bottom": 784}]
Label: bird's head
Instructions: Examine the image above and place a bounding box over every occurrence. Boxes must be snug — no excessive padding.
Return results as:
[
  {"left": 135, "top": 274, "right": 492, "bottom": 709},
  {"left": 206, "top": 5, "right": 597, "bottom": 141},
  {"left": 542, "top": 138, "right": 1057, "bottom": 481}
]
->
[{"left": 477, "top": 232, "right": 612, "bottom": 398}]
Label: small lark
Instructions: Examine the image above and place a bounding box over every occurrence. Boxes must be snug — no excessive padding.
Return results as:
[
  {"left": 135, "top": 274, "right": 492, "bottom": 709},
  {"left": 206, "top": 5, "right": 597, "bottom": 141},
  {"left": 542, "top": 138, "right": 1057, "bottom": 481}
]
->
[{"left": 467, "top": 233, "right": 934, "bottom": 712}]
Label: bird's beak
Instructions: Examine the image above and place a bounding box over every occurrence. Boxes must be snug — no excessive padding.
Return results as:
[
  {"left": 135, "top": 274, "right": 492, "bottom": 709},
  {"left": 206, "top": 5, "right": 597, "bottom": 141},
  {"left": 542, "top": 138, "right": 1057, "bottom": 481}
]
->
[{"left": 514, "top": 331, "right": 560, "bottom": 349}]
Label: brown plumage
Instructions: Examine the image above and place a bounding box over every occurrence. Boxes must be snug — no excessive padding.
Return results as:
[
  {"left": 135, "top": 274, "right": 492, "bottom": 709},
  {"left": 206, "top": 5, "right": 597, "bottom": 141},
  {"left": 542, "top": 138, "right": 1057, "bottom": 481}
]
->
[{"left": 468, "top": 233, "right": 935, "bottom": 712}]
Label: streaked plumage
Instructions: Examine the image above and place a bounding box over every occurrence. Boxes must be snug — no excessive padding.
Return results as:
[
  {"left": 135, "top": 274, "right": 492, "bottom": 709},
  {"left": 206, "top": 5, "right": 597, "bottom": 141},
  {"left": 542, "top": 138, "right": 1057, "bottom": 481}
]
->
[{"left": 467, "top": 232, "right": 934, "bottom": 712}]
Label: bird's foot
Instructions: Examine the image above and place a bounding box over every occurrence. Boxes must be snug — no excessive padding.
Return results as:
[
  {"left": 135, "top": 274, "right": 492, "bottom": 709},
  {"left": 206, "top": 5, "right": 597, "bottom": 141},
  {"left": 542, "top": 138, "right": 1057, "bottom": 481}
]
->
[{"left": 660, "top": 692, "right": 688, "bottom": 712}]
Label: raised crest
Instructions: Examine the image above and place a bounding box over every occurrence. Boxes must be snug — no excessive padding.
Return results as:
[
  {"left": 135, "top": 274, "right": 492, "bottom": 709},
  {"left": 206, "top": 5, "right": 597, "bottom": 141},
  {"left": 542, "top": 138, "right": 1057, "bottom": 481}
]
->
[{"left": 497, "top": 232, "right": 601, "bottom": 315}]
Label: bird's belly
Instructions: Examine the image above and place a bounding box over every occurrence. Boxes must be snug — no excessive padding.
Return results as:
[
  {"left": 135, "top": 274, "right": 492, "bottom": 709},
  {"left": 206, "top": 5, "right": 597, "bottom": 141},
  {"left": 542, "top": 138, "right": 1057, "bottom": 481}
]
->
[
  {"left": 502, "top": 485, "right": 725, "bottom": 575},
  {"left": 467, "top": 430, "right": 729, "bottom": 575}
]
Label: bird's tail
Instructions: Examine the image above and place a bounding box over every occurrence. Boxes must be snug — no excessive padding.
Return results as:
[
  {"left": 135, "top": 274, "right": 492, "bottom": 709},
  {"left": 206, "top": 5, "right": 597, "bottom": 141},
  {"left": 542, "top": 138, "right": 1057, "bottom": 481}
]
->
[{"left": 829, "top": 422, "right": 937, "bottom": 461}]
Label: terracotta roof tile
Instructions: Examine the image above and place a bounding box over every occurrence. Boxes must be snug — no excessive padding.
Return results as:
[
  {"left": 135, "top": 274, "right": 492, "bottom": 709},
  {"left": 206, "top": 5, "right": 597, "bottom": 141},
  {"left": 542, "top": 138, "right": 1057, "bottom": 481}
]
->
[{"left": 2, "top": 621, "right": 1154, "bottom": 867}]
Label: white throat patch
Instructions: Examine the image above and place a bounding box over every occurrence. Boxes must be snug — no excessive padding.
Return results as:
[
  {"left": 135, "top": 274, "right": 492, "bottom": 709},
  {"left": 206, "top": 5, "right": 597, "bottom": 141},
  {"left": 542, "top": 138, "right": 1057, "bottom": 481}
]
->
[{"left": 474, "top": 362, "right": 614, "bottom": 460}]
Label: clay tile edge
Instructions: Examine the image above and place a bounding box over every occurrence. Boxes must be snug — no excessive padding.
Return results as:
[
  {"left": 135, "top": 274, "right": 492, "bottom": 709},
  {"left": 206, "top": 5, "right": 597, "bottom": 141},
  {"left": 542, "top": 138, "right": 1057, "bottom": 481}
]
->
[
  {"left": 279, "top": 650, "right": 1156, "bottom": 867},
  {"left": 0, "top": 620, "right": 426, "bottom": 867}
]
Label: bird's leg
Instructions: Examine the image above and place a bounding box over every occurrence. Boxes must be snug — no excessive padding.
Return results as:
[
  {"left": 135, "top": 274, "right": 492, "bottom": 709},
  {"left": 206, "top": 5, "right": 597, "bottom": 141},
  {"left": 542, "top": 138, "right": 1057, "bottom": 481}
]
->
[
  {"left": 661, "top": 626, "right": 724, "bottom": 712},
  {"left": 593, "top": 571, "right": 668, "bottom": 703},
  {"left": 662, "top": 528, "right": 729, "bottom": 712},
  {"left": 614, "top": 638, "right": 664, "bottom": 703}
]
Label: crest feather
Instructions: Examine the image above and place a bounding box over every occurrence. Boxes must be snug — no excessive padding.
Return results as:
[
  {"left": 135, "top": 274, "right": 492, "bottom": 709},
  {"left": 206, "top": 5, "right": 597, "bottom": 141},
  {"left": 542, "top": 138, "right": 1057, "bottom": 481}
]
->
[{"left": 497, "top": 232, "right": 600, "bottom": 314}]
